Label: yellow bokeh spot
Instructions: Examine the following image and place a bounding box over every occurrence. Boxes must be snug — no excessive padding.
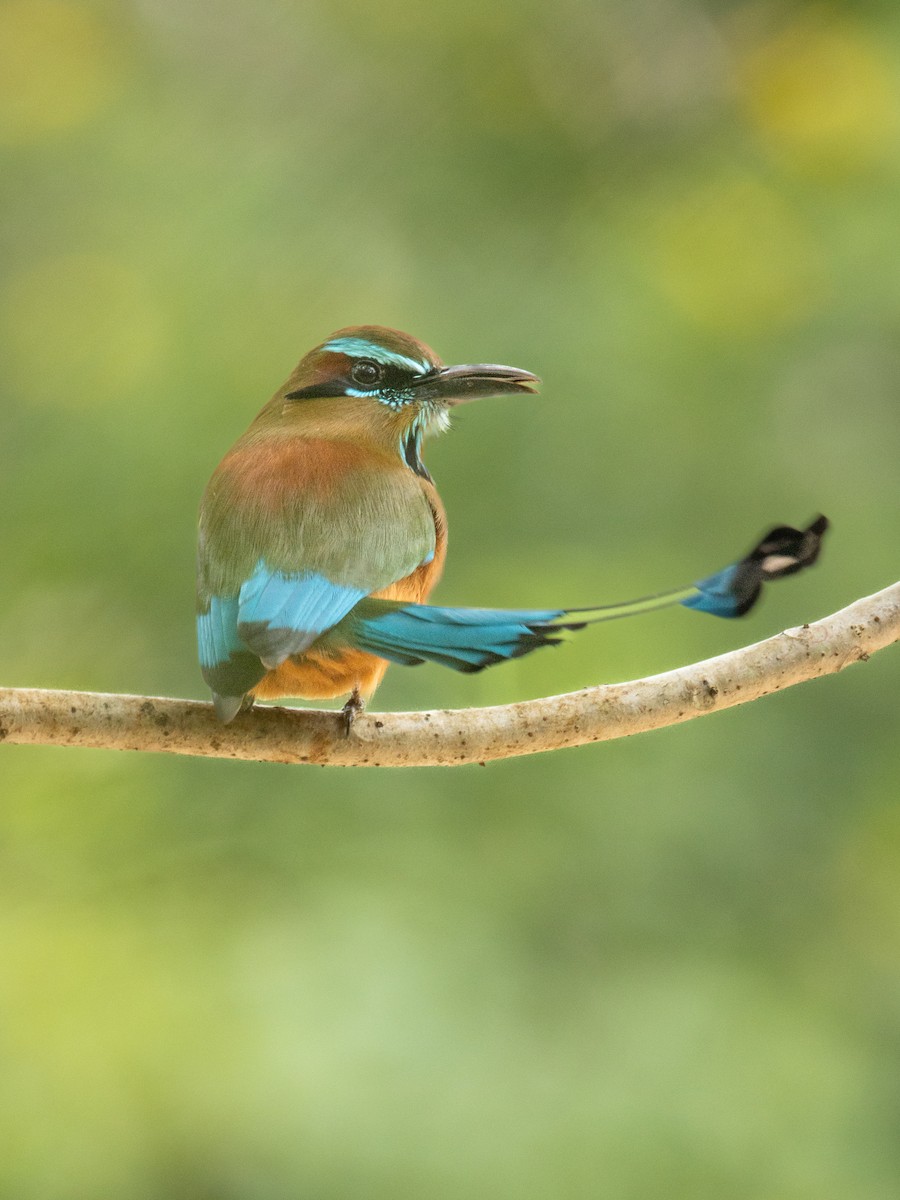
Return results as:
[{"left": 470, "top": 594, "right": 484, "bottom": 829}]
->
[
  {"left": 643, "top": 175, "right": 826, "bottom": 333},
  {"left": 0, "top": 0, "right": 124, "bottom": 143},
  {"left": 739, "top": 15, "right": 898, "bottom": 174},
  {"left": 2, "top": 254, "right": 168, "bottom": 406}
]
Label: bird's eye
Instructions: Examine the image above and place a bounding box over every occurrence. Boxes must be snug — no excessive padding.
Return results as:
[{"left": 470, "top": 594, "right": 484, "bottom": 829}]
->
[{"left": 350, "top": 359, "right": 383, "bottom": 388}]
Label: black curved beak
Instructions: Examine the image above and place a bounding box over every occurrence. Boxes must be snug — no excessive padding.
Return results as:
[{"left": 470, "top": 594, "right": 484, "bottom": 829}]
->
[{"left": 412, "top": 363, "right": 540, "bottom": 406}]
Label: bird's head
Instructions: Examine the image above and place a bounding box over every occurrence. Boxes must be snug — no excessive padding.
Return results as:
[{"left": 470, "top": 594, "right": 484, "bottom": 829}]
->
[{"left": 274, "top": 326, "right": 540, "bottom": 447}]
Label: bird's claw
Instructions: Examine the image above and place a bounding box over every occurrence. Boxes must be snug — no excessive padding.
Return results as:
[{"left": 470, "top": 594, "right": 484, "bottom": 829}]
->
[{"left": 340, "top": 688, "right": 365, "bottom": 736}]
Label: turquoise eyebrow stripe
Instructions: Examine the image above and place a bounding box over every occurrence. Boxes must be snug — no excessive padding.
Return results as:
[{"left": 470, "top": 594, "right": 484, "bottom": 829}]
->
[{"left": 324, "top": 337, "right": 429, "bottom": 374}]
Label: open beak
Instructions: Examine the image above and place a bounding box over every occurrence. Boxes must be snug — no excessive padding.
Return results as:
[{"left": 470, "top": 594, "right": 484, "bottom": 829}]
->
[{"left": 413, "top": 362, "right": 540, "bottom": 406}]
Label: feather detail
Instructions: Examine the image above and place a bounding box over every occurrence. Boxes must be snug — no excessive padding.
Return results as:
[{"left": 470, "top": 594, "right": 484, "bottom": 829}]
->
[
  {"left": 237, "top": 563, "right": 367, "bottom": 668},
  {"left": 342, "top": 600, "right": 570, "bottom": 673}
]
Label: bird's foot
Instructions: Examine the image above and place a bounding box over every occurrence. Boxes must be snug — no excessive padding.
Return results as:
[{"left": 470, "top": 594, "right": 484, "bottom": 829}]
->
[{"left": 340, "top": 687, "right": 365, "bottom": 736}]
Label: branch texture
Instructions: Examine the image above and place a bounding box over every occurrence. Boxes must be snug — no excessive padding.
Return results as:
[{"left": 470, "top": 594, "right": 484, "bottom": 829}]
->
[{"left": 2, "top": 583, "right": 898, "bottom": 767}]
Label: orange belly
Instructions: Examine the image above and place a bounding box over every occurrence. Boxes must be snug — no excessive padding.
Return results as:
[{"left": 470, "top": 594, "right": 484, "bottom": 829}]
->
[
  {"left": 250, "top": 551, "right": 443, "bottom": 703},
  {"left": 252, "top": 644, "right": 390, "bottom": 701}
]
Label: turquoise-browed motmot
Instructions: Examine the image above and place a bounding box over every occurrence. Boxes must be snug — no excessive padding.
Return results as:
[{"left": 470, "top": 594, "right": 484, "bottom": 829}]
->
[{"left": 197, "top": 326, "right": 828, "bottom": 723}]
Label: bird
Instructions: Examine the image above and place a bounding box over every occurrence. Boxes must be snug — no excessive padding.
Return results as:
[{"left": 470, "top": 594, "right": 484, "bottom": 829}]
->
[{"left": 197, "top": 325, "right": 828, "bottom": 724}]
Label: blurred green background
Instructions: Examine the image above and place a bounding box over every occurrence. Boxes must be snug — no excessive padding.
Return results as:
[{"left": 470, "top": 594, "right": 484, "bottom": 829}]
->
[{"left": 3, "top": 0, "right": 900, "bottom": 1195}]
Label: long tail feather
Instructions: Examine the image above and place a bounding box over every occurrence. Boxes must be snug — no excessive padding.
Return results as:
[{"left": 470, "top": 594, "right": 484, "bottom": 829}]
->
[{"left": 346, "top": 516, "right": 829, "bottom": 673}]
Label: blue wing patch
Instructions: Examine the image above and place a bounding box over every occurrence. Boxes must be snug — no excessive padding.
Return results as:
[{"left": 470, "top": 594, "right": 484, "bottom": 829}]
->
[
  {"left": 237, "top": 560, "right": 367, "bottom": 668},
  {"left": 197, "top": 594, "right": 268, "bottom": 702},
  {"left": 197, "top": 594, "right": 241, "bottom": 670}
]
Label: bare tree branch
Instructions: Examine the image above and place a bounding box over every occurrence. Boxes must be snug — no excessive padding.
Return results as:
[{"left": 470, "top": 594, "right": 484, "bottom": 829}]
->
[{"left": 1, "top": 583, "right": 898, "bottom": 767}]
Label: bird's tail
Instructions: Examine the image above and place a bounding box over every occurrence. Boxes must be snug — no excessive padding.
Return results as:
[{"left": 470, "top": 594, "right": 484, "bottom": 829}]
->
[{"left": 345, "top": 516, "right": 829, "bottom": 673}]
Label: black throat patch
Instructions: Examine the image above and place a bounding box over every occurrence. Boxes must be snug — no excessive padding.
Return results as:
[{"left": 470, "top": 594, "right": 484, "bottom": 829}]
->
[{"left": 402, "top": 426, "right": 432, "bottom": 481}]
